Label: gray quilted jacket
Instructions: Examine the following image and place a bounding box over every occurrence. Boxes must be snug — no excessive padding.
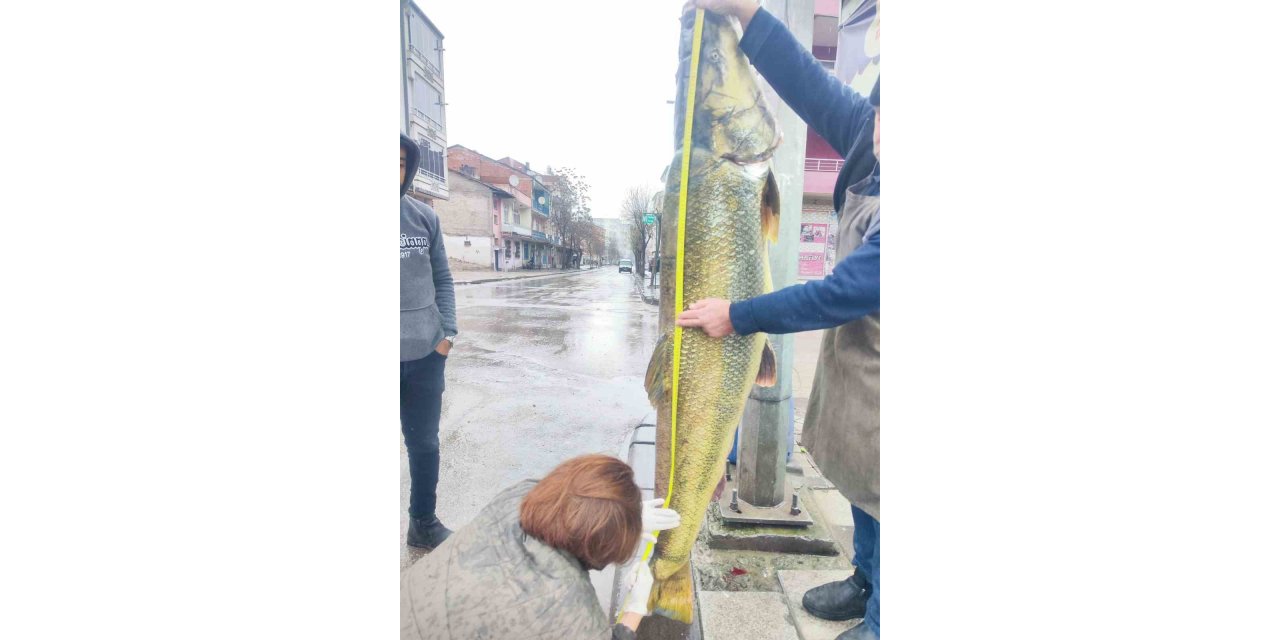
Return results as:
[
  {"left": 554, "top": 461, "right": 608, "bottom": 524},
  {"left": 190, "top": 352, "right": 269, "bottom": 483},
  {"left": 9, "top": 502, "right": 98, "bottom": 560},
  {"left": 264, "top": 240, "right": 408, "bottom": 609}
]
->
[{"left": 401, "top": 481, "right": 637, "bottom": 640}]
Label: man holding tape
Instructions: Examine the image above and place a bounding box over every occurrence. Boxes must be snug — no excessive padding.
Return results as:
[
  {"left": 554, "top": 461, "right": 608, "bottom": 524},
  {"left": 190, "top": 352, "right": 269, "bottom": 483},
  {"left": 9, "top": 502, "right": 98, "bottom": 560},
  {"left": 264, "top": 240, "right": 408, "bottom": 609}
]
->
[{"left": 676, "top": 2, "right": 881, "bottom": 638}]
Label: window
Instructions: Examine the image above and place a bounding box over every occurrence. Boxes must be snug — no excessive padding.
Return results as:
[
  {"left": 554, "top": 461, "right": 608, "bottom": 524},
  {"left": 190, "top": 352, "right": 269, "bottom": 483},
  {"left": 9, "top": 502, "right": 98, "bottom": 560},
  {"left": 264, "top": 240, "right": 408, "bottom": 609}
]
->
[
  {"left": 418, "top": 140, "right": 445, "bottom": 181},
  {"left": 412, "top": 74, "right": 442, "bottom": 126},
  {"left": 408, "top": 15, "right": 443, "bottom": 72}
]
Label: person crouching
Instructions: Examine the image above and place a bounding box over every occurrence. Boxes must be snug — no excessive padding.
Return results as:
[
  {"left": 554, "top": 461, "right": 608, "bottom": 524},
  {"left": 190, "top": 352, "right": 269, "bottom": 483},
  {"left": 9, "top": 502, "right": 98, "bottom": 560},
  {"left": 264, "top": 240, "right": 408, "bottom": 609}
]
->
[{"left": 401, "top": 454, "right": 679, "bottom": 639}]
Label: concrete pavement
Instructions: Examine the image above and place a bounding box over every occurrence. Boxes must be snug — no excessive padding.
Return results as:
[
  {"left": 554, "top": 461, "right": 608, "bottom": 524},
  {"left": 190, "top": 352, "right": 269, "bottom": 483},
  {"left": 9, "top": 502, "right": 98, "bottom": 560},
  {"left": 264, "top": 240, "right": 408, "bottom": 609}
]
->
[{"left": 401, "top": 268, "right": 658, "bottom": 569}]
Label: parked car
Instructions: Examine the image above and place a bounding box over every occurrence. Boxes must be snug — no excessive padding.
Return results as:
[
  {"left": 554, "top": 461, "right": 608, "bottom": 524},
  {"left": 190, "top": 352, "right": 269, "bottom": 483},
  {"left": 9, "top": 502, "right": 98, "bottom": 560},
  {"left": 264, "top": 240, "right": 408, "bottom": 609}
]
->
[{"left": 618, "top": 259, "right": 633, "bottom": 273}]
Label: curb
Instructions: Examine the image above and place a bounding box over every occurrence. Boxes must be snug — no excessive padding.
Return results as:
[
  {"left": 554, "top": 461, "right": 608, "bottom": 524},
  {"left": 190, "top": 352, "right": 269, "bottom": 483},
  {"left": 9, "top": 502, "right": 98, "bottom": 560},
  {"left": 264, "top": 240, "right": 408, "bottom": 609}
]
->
[{"left": 632, "top": 273, "right": 660, "bottom": 306}]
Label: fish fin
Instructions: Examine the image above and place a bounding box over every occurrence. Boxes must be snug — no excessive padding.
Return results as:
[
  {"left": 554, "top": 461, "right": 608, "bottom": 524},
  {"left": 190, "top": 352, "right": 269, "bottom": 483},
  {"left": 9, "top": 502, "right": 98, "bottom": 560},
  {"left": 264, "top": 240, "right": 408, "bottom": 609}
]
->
[
  {"left": 755, "top": 341, "right": 778, "bottom": 387},
  {"left": 645, "top": 333, "right": 673, "bottom": 407},
  {"left": 761, "top": 169, "right": 780, "bottom": 244},
  {"left": 649, "top": 561, "right": 695, "bottom": 624}
]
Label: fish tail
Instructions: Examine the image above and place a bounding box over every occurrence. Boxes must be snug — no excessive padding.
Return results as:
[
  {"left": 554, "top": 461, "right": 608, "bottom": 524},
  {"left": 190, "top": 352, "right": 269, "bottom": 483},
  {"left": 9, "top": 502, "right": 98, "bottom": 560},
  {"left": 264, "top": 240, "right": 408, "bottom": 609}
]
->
[{"left": 648, "top": 559, "right": 695, "bottom": 624}]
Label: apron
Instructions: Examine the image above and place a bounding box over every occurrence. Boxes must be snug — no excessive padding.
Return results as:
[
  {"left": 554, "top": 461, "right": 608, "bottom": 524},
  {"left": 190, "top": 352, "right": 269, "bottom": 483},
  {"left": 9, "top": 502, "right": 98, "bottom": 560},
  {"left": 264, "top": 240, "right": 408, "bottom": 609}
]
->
[{"left": 800, "top": 176, "right": 881, "bottom": 521}]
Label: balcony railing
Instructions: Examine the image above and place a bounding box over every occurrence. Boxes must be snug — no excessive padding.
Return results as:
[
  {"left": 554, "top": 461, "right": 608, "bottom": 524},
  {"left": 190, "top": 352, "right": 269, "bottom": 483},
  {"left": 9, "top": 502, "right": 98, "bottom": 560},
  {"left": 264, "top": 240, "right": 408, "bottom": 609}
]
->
[{"left": 805, "top": 158, "right": 844, "bottom": 173}]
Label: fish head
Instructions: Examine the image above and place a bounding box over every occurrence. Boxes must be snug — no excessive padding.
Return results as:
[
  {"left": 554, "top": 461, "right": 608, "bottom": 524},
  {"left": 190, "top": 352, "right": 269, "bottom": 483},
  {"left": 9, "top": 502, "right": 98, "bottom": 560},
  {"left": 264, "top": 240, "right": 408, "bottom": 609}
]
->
[{"left": 675, "top": 10, "right": 780, "bottom": 165}]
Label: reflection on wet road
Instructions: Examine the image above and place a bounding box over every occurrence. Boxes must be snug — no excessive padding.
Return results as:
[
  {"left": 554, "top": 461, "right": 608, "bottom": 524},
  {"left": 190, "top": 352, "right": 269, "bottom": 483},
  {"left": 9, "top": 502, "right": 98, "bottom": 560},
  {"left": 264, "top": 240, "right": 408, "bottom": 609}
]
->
[{"left": 402, "top": 269, "right": 658, "bottom": 568}]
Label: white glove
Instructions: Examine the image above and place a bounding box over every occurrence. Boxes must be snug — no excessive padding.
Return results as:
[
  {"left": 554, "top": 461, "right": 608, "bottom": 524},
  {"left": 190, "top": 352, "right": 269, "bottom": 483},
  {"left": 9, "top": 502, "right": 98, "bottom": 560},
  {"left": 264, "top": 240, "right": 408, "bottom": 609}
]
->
[
  {"left": 642, "top": 498, "right": 681, "bottom": 533},
  {"left": 620, "top": 561, "right": 655, "bottom": 616},
  {"left": 631, "top": 499, "right": 681, "bottom": 562}
]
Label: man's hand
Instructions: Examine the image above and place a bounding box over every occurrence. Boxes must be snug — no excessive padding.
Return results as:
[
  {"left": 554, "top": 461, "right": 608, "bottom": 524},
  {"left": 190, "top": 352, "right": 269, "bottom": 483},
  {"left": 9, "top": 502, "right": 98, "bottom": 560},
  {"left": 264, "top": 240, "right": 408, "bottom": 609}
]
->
[
  {"left": 434, "top": 339, "right": 452, "bottom": 356},
  {"left": 676, "top": 299, "right": 735, "bottom": 338},
  {"left": 683, "top": 0, "right": 760, "bottom": 28}
]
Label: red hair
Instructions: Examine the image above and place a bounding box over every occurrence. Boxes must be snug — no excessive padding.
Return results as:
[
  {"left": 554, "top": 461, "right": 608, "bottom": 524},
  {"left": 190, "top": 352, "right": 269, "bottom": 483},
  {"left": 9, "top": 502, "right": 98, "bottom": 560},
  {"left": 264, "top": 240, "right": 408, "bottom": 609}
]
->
[{"left": 520, "top": 454, "right": 643, "bottom": 570}]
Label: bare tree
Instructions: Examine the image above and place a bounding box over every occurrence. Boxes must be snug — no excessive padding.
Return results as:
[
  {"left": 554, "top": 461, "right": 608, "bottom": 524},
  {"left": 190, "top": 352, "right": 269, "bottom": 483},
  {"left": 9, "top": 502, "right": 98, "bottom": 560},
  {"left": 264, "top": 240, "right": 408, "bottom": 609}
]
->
[
  {"left": 547, "top": 167, "right": 593, "bottom": 268},
  {"left": 623, "top": 186, "right": 657, "bottom": 279}
]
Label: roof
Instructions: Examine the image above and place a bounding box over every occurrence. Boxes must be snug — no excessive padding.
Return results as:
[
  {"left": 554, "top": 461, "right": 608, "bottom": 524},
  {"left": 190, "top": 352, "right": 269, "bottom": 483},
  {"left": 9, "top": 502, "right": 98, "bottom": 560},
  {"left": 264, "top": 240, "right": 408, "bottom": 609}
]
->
[
  {"left": 450, "top": 168, "right": 515, "bottom": 198},
  {"left": 450, "top": 144, "right": 535, "bottom": 178}
]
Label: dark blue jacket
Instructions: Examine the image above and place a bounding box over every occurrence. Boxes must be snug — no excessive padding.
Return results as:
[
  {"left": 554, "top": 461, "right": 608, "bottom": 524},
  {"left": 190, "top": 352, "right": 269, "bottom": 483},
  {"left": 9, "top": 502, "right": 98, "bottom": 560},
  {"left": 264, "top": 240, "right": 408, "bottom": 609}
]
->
[{"left": 728, "top": 8, "right": 881, "bottom": 337}]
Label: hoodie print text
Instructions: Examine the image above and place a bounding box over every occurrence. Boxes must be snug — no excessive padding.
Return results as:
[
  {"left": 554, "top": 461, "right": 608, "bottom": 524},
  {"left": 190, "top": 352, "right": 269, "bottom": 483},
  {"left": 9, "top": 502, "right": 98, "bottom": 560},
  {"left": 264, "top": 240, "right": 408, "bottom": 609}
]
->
[{"left": 401, "top": 233, "right": 431, "bottom": 259}]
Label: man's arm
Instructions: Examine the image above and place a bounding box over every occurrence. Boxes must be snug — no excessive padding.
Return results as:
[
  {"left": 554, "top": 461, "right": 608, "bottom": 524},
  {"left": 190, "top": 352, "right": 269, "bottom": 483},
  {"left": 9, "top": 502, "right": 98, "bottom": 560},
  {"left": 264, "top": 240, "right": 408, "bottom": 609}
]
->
[
  {"left": 676, "top": 231, "right": 877, "bottom": 337},
  {"left": 736, "top": 6, "right": 872, "bottom": 156},
  {"left": 676, "top": 233, "right": 879, "bottom": 336},
  {"left": 730, "top": 233, "right": 879, "bottom": 335},
  {"left": 430, "top": 218, "right": 457, "bottom": 338}
]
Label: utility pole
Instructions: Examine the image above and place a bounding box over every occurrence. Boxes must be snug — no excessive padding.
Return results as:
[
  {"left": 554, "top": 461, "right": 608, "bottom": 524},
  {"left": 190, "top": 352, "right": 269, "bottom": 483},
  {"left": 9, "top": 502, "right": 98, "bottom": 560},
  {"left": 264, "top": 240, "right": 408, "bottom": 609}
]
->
[
  {"left": 735, "top": 0, "right": 813, "bottom": 513},
  {"left": 649, "top": 213, "right": 661, "bottom": 288}
]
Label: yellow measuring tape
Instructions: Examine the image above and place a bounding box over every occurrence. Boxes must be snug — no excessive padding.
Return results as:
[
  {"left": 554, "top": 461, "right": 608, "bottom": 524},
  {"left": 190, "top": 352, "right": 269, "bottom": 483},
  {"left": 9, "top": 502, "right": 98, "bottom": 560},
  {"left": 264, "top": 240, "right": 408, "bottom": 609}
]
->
[
  {"left": 667, "top": 8, "right": 703, "bottom": 516},
  {"left": 629, "top": 10, "right": 703, "bottom": 588}
]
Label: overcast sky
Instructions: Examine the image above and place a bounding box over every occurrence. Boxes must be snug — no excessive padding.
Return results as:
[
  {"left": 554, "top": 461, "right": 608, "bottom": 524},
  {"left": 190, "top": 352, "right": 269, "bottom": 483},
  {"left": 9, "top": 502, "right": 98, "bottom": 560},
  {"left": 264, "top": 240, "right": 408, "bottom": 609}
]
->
[{"left": 420, "top": 0, "right": 686, "bottom": 220}]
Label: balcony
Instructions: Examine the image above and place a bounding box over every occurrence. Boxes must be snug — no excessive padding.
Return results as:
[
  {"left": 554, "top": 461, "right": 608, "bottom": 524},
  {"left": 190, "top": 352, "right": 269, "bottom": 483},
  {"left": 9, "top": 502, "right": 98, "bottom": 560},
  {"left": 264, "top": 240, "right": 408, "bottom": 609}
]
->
[
  {"left": 407, "top": 45, "right": 443, "bottom": 82},
  {"left": 805, "top": 158, "right": 844, "bottom": 172},
  {"left": 502, "top": 223, "right": 533, "bottom": 238},
  {"left": 411, "top": 109, "right": 445, "bottom": 141},
  {"left": 804, "top": 157, "right": 844, "bottom": 195}
]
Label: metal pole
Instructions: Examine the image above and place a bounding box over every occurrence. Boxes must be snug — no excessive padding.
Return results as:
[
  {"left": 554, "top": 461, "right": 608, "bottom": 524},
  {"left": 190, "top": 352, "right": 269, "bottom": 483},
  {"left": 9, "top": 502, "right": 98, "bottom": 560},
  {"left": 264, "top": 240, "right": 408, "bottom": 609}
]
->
[
  {"left": 650, "top": 213, "right": 661, "bottom": 288},
  {"left": 737, "top": 0, "right": 813, "bottom": 509}
]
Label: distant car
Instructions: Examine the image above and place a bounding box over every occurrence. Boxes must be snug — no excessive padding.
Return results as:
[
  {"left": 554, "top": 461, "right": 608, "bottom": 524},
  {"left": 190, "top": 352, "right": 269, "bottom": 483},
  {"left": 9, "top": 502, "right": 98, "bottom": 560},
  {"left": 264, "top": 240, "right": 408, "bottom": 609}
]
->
[{"left": 618, "top": 259, "right": 633, "bottom": 273}]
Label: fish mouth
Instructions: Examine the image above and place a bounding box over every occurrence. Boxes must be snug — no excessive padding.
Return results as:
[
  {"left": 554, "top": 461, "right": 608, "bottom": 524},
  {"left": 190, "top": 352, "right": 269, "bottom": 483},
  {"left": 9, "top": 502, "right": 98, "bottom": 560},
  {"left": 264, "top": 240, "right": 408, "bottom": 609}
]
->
[{"left": 722, "top": 143, "right": 780, "bottom": 166}]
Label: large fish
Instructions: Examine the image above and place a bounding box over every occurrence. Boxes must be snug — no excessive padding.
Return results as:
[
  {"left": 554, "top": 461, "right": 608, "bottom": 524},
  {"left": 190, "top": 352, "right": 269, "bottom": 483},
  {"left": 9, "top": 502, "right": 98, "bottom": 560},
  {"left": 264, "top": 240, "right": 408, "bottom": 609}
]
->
[{"left": 645, "top": 9, "right": 781, "bottom": 623}]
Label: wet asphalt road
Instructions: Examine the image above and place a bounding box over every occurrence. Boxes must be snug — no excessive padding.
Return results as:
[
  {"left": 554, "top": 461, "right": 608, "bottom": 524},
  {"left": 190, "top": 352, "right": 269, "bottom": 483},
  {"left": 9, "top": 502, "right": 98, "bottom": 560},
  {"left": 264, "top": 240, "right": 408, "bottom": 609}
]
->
[{"left": 401, "top": 268, "right": 659, "bottom": 568}]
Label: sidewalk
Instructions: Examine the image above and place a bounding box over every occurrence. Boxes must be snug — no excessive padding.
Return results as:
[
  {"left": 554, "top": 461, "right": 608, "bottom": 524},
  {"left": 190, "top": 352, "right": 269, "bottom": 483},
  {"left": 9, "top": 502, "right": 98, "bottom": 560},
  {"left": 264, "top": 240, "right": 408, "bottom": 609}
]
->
[{"left": 634, "top": 272, "right": 660, "bottom": 305}]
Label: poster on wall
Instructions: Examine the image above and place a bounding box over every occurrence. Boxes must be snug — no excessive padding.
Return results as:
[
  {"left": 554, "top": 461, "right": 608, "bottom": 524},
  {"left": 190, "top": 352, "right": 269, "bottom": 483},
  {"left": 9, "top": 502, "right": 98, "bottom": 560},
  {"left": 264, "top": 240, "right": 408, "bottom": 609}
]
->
[
  {"left": 800, "top": 223, "right": 829, "bottom": 245},
  {"left": 799, "top": 222, "right": 831, "bottom": 278},
  {"left": 799, "top": 253, "right": 826, "bottom": 278},
  {"left": 826, "top": 224, "right": 839, "bottom": 274}
]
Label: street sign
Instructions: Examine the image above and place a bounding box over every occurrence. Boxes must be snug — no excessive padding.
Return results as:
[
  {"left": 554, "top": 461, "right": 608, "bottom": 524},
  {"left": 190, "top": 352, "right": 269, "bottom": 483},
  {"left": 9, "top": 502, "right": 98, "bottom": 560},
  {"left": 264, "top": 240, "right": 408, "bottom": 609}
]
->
[{"left": 643, "top": 214, "right": 657, "bottom": 225}]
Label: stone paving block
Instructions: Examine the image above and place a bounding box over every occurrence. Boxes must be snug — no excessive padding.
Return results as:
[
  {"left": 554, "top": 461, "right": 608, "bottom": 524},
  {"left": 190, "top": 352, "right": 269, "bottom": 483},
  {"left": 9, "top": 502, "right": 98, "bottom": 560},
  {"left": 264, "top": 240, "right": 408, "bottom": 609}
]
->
[
  {"left": 698, "top": 591, "right": 800, "bottom": 640},
  {"left": 805, "top": 487, "right": 855, "bottom": 562},
  {"left": 778, "top": 570, "right": 860, "bottom": 640},
  {"left": 808, "top": 487, "right": 854, "bottom": 528}
]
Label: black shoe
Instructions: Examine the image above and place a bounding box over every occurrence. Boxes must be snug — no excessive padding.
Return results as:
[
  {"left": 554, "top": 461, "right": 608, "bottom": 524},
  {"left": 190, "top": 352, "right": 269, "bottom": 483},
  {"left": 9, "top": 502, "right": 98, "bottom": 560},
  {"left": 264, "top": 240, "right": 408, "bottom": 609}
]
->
[
  {"left": 835, "top": 621, "right": 877, "bottom": 640},
  {"left": 406, "top": 516, "right": 452, "bottom": 550},
  {"left": 802, "top": 568, "right": 870, "bottom": 621}
]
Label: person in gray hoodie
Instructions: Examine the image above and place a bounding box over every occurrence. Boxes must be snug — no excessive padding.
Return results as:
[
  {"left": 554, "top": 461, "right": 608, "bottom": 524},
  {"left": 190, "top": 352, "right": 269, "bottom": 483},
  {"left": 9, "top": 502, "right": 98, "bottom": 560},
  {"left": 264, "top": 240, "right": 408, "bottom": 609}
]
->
[{"left": 401, "top": 134, "right": 458, "bottom": 550}]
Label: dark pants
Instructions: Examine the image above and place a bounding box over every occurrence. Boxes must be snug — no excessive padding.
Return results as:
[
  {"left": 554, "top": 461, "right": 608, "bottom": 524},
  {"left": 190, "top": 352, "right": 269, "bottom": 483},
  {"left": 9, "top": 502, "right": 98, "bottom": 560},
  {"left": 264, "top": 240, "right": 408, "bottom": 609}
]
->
[
  {"left": 401, "top": 353, "right": 446, "bottom": 520},
  {"left": 852, "top": 505, "right": 880, "bottom": 636}
]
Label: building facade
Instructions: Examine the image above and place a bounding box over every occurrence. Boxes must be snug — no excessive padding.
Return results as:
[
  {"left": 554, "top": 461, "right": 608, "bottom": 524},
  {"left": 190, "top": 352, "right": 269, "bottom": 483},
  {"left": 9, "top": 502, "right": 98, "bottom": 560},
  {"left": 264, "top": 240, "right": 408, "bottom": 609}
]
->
[
  {"left": 401, "top": 1, "right": 449, "bottom": 204},
  {"left": 431, "top": 169, "right": 512, "bottom": 268},
  {"left": 448, "top": 145, "right": 563, "bottom": 271}
]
